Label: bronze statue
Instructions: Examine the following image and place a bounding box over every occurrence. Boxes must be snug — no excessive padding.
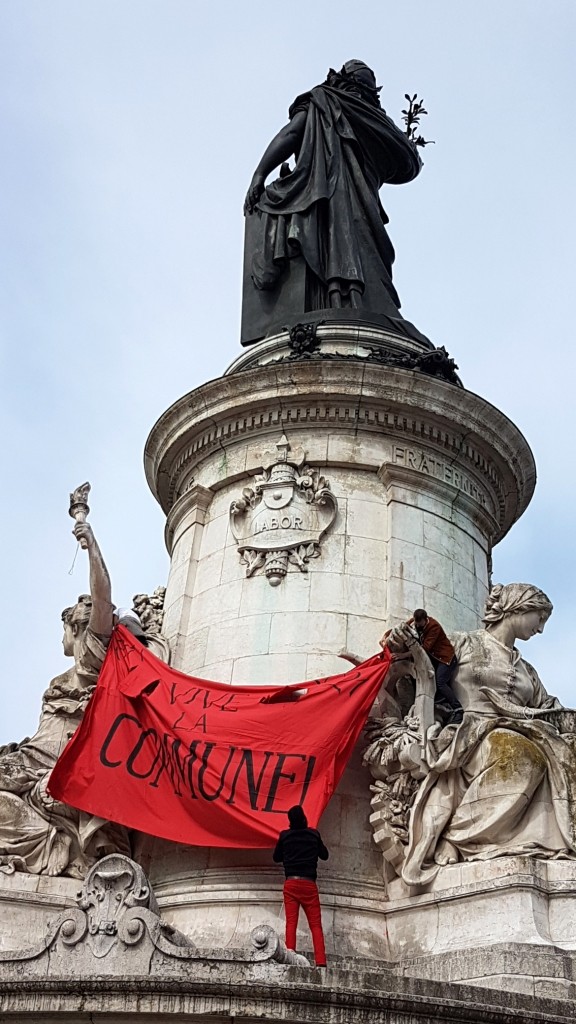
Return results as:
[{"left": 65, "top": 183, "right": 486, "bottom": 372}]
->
[{"left": 242, "top": 61, "right": 425, "bottom": 346}]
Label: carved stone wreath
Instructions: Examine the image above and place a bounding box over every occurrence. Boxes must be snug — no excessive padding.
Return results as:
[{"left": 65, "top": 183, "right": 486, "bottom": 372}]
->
[{"left": 230, "top": 435, "right": 338, "bottom": 586}]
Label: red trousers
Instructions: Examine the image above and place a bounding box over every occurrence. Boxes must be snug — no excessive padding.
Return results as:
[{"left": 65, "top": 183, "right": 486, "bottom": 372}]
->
[{"left": 283, "top": 878, "right": 326, "bottom": 966}]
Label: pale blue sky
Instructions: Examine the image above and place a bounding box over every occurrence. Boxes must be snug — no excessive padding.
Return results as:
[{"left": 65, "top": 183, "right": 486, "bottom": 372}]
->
[{"left": 1, "top": 1, "right": 575, "bottom": 741}]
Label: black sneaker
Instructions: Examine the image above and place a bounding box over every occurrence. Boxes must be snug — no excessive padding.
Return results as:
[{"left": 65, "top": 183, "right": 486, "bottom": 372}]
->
[{"left": 434, "top": 701, "right": 453, "bottom": 722}]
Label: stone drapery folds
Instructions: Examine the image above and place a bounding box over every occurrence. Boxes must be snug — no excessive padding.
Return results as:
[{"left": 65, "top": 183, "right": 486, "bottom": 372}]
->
[
  {"left": 253, "top": 84, "right": 420, "bottom": 303},
  {"left": 0, "top": 606, "right": 130, "bottom": 878},
  {"left": 0, "top": 587, "right": 168, "bottom": 879},
  {"left": 364, "top": 584, "right": 576, "bottom": 886},
  {"left": 241, "top": 61, "right": 423, "bottom": 345}
]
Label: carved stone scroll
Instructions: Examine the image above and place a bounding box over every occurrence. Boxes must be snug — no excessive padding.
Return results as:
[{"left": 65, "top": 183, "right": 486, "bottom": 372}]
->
[{"left": 0, "top": 854, "right": 309, "bottom": 975}]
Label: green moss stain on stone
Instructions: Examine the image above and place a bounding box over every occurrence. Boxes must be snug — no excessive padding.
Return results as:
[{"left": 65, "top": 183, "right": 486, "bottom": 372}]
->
[{"left": 486, "top": 729, "right": 546, "bottom": 782}]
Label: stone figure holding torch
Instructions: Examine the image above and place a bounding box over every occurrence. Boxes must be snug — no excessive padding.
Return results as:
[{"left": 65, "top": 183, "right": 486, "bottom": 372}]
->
[{"left": 68, "top": 481, "right": 114, "bottom": 638}]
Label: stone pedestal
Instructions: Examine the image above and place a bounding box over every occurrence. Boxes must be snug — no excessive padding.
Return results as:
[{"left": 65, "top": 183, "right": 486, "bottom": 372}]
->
[
  {"left": 386, "top": 857, "right": 576, "bottom": 958},
  {"left": 0, "top": 870, "right": 77, "bottom": 951},
  {"left": 140, "top": 325, "right": 535, "bottom": 958}
]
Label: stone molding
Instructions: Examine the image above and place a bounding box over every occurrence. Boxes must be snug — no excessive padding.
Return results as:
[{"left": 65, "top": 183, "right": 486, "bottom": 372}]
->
[
  {"left": 378, "top": 462, "right": 499, "bottom": 540},
  {"left": 226, "top": 322, "right": 433, "bottom": 374},
  {"left": 227, "top": 323, "right": 462, "bottom": 387},
  {"left": 399, "top": 941, "right": 576, "bottom": 1000},
  {"left": 164, "top": 483, "right": 213, "bottom": 554},
  {"left": 1, "top": 856, "right": 575, "bottom": 1017},
  {"left": 0, "top": 963, "right": 572, "bottom": 1022},
  {"left": 144, "top": 362, "right": 535, "bottom": 546},
  {"left": 381, "top": 856, "right": 576, "bottom": 968}
]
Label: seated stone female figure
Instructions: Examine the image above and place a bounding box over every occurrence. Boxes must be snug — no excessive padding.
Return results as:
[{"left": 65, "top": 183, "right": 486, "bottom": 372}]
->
[{"left": 402, "top": 583, "right": 576, "bottom": 886}]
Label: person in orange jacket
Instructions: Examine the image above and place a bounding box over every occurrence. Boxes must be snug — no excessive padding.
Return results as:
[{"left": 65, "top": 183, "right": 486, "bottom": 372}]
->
[
  {"left": 409, "top": 609, "right": 463, "bottom": 724},
  {"left": 382, "top": 610, "right": 464, "bottom": 724}
]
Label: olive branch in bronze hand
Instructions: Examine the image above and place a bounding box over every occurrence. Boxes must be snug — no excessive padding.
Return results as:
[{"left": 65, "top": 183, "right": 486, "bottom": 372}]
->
[{"left": 402, "top": 94, "right": 435, "bottom": 148}]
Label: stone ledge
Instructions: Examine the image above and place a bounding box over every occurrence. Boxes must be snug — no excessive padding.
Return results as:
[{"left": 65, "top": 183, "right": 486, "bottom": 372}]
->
[
  {"left": 386, "top": 855, "right": 576, "bottom": 904},
  {"left": 0, "top": 869, "right": 78, "bottom": 905},
  {"left": 397, "top": 941, "right": 576, "bottom": 1001},
  {"left": 227, "top": 322, "right": 434, "bottom": 374},
  {"left": 383, "top": 856, "right": 576, "bottom": 959},
  {"left": 0, "top": 966, "right": 573, "bottom": 1022}
]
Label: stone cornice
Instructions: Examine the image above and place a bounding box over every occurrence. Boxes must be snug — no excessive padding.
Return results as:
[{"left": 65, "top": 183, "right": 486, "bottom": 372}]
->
[
  {"left": 0, "top": 969, "right": 571, "bottom": 1022},
  {"left": 144, "top": 363, "right": 535, "bottom": 544}
]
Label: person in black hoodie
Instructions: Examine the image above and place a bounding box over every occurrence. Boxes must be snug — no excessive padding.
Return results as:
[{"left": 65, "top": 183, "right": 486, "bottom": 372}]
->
[{"left": 273, "top": 805, "right": 329, "bottom": 967}]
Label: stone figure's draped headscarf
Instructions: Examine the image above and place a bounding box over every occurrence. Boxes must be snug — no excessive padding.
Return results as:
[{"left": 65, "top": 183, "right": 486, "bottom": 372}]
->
[{"left": 482, "top": 583, "right": 553, "bottom": 625}]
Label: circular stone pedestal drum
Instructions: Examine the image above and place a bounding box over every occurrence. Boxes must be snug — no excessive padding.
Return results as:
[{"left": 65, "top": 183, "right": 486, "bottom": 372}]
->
[{"left": 140, "top": 331, "right": 535, "bottom": 961}]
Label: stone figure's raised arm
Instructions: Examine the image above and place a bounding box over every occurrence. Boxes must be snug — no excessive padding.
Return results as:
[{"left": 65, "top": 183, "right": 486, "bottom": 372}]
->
[
  {"left": 72, "top": 521, "right": 114, "bottom": 638},
  {"left": 244, "top": 110, "right": 307, "bottom": 214}
]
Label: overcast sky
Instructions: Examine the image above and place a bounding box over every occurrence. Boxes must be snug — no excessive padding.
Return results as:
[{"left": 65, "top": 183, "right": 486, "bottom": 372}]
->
[{"left": 1, "top": 1, "right": 575, "bottom": 742}]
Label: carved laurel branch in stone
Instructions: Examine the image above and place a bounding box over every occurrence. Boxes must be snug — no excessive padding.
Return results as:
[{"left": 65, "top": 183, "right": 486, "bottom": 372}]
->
[
  {"left": 240, "top": 542, "right": 321, "bottom": 583},
  {"left": 230, "top": 440, "right": 338, "bottom": 586},
  {"left": 132, "top": 586, "right": 166, "bottom": 634},
  {"left": 0, "top": 854, "right": 308, "bottom": 974},
  {"left": 362, "top": 624, "right": 437, "bottom": 875},
  {"left": 363, "top": 716, "right": 422, "bottom": 873}
]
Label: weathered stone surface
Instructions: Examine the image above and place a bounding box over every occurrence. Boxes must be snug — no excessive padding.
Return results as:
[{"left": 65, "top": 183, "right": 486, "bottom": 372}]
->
[
  {"left": 0, "top": 869, "right": 77, "bottom": 952},
  {"left": 0, "top": 854, "right": 308, "bottom": 977},
  {"left": 384, "top": 856, "right": 576, "bottom": 958},
  {"left": 0, "top": 963, "right": 573, "bottom": 1022},
  {"left": 398, "top": 941, "right": 576, "bottom": 1000},
  {"left": 145, "top": 359, "right": 534, "bottom": 539},
  {"left": 364, "top": 585, "right": 576, "bottom": 890},
  {"left": 1, "top": 851, "right": 576, "bottom": 1018},
  {"left": 229, "top": 434, "right": 338, "bottom": 586},
  {"left": 138, "top": 351, "right": 538, "bottom": 958},
  {"left": 0, "top": 513, "right": 130, "bottom": 880}
]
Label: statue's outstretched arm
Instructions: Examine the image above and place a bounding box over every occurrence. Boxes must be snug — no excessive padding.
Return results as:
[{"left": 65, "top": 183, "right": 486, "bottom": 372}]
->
[
  {"left": 73, "top": 522, "right": 114, "bottom": 638},
  {"left": 244, "top": 110, "right": 306, "bottom": 214}
]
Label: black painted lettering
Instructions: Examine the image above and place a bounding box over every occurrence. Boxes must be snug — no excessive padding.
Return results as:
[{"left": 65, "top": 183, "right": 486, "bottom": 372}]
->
[
  {"left": 126, "top": 728, "right": 162, "bottom": 780},
  {"left": 226, "top": 749, "right": 274, "bottom": 809},
  {"left": 298, "top": 755, "right": 316, "bottom": 806},
  {"left": 197, "top": 743, "right": 238, "bottom": 801},
  {"left": 263, "top": 753, "right": 308, "bottom": 812},
  {"left": 149, "top": 734, "right": 185, "bottom": 795},
  {"left": 100, "top": 713, "right": 142, "bottom": 768}
]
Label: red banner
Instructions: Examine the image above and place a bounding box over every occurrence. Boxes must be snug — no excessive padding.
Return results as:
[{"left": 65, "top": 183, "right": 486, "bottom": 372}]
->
[{"left": 49, "top": 626, "right": 390, "bottom": 848}]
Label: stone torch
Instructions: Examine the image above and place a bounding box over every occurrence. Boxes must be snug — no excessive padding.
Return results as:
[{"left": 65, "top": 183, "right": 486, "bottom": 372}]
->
[{"left": 69, "top": 482, "right": 91, "bottom": 548}]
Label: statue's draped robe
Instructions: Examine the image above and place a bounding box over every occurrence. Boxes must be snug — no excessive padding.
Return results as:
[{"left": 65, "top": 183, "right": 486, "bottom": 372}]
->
[
  {"left": 243, "top": 85, "right": 422, "bottom": 342},
  {"left": 0, "top": 629, "right": 129, "bottom": 876},
  {"left": 402, "top": 630, "right": 576, "bottom": 886}
]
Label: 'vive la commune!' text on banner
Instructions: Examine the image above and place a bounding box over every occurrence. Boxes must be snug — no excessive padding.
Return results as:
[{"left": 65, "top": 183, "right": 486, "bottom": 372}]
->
[{"left": 49, "top": 626, "right": 390, "bottom": 847}]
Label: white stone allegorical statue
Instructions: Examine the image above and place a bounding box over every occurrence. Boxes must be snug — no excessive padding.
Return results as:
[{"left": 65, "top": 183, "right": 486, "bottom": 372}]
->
[
  {"left": 364, "top": 583, "right": 576, "bottom": 886},
  {"left": 0, "top": 485, "right": 130, "bottom": 878}
]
